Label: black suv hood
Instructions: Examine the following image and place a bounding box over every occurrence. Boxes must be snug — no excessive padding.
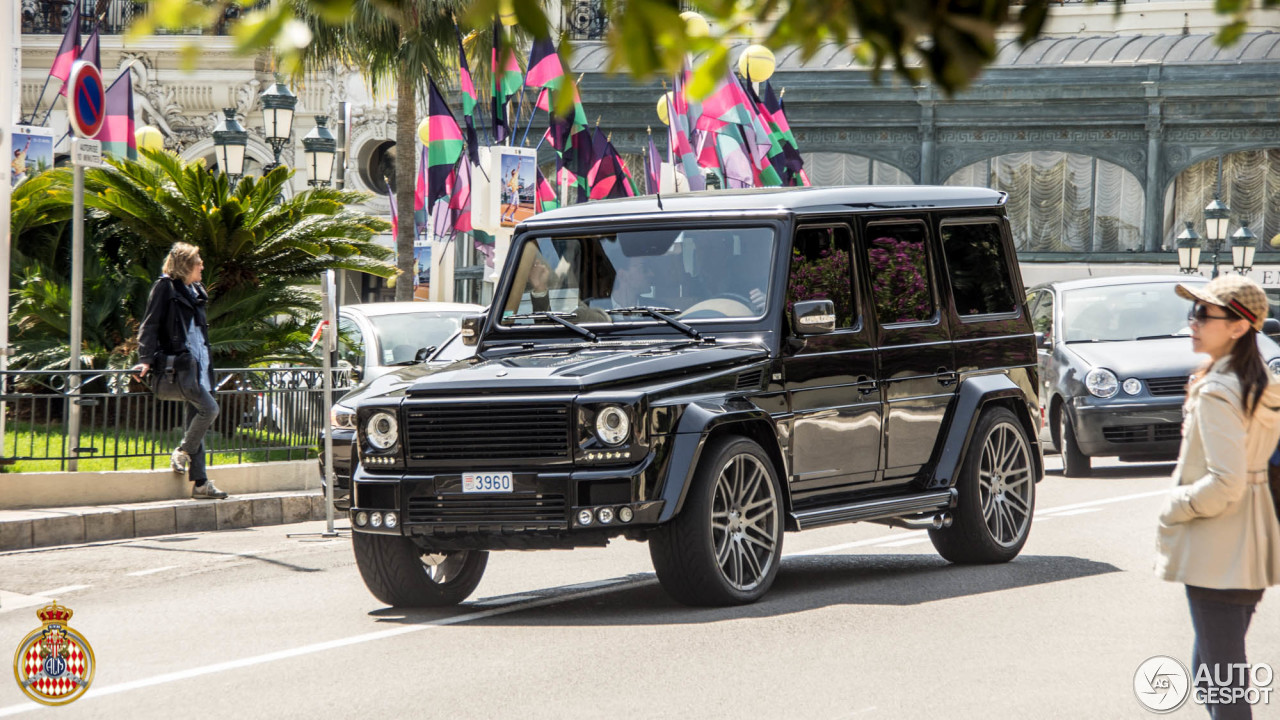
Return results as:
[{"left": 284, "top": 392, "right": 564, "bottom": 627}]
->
[{"left": 406, "top": 340, "right": 770, "bottom": 395}]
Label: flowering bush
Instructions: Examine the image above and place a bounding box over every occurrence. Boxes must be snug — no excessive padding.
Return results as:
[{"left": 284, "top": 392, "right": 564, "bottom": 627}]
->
[
  {"left": 867, "top": 236, "right": 932, "bottom": 324},
  {"left": 787, "top": 246, "right": 853, "bottom": 327}
]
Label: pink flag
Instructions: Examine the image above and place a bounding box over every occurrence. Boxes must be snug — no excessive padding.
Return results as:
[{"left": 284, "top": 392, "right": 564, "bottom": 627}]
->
[{"left": 51, "top": 8, "right": 81, "bottom": 96}]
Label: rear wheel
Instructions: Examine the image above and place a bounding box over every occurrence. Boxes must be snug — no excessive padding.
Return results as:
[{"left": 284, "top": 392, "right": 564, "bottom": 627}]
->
[
  {"left": 352, "top": 532, "right": 488, "bottom": 607},
  {"left": 1057, "top": 409, "right": 1092, "bottom": 478},
  {"left": 649, "top": 436, "right": 784, "bottom": 606},
  {"left": 930, "top": 407, "right": 1035, "bottom": 564}
]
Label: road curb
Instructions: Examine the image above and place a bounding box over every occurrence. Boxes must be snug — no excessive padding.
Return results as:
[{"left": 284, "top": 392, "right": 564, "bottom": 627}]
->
[{"left": 0, "top": 491, "right": 333, "bottom": 551}]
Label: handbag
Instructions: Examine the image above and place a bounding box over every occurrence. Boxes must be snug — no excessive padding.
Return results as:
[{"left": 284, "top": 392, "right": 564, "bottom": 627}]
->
[
  {"left": 1269, "top": 445, "right": 1280, "bottom": 522},
  {"left": 149, "top": 351, "right": 196, "bottom": 402}
]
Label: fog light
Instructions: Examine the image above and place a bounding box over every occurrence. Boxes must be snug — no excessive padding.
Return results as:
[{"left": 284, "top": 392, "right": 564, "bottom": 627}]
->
[
  {"left": 597, "top": 507, "right": 615, "bottom": 524},
  {"left": 1122, "top": 378, "right": 1142, "bottom": 395},
  {"left": 384, "top": 512, "right": 398, "bottom": 529},
  {"left": 370, "top": 512, "right": 383, "bottom": 528},
  {"left": 577, "top": 509, "right": 594, "bottom": 526},
  {"left": 354, "top": 511, "right": 369, "bottom": 527},
  {"left": 618, "top": 506, "right": 634, "bottom": 523}
]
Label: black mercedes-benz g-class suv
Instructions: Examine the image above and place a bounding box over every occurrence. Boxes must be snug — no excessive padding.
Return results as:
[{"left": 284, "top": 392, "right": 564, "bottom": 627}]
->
[{"left": 347, "top": 186, "right": 1042, "bottom": 607}]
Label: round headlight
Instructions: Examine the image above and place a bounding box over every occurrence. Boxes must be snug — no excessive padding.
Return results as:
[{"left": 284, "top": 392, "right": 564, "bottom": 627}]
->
[
  {"left": 366, "top": 411, "right": 398, "bottom": 449},
  {"left": 354, "top": 511, "right": 369, "bottom": 527},
  {"left": 597, "top": 507, "right": 615, "bottom": 524},
  {"left": 1268, "top": 358, "right": 1280, "bottom": 377},
  {"left": 1085, "top": 368, "right": 1119, "bottom": 398},
  {"left": 577, "top": 509, "right": 594, "bottom": 526},
  {"left": 595, "top": 406, "right": 630, "bottom": 446},
  {"left": 1121, "top": 378, "right": 1142, "bottom": 396},
  {"left": 330, "top": 403, "right": 356, "bottom": 430}
]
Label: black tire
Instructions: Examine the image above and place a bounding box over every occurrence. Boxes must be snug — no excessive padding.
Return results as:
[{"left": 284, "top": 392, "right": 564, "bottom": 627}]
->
[
  {"left": 649, "top": 436, "right": 784, "bottom": 606},
  {"left": 929, "top": 407, "right": 1035, "bottom": 564},
  {"left": 352, "top": 532, "right": 488, "bottom": 607},
  {"left": 1058, "top": 409, "right": 1092, "bottom": 478}
]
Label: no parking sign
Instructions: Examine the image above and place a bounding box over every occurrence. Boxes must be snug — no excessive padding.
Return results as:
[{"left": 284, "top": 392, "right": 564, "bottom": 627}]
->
[{"left": 67, "top": 61, "right": 105, "bottom": 139}]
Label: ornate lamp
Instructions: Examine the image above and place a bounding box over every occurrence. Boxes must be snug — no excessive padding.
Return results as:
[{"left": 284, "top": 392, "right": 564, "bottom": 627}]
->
[
  {"left": 1176, "top": 221, "right": 1202, "bottom": 274},
  {"left": 211, "top": 108, "right": 247, "bottom": 184},
  {"left": 738, "top": 45, "right": 776, "bottom": 83},
  {"left": 135, "top": 125, "right": 164, "bottom": 152},
  {"left": 1203, "top": 197, "right": 1230, "bottom": 278},
  {"left": 1231, "top": 222, "right": 1257, "bottom": 275},
  {"left": 302, "top": 116, "right": 337, "bottom": 188},
  {"left": 259, "top": 77, "right": 298, "bottom": 173}
]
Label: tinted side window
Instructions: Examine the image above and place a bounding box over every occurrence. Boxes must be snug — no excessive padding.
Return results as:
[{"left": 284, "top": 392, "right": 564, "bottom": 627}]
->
[
  {"left": 337, "top": 317, "right": 365, "bottom": 367},
  {"left": 865, "top": 221, "right": 935, "bottom": 325},
  {"left": 788, "top": 226, "right": 856, "bottom": 328},
  {"left": 941, "top": 220, "right": 1018, "bottom": 316},
  {"left": 1031, "top": 292, "right": 1054, "bottom": 336}
]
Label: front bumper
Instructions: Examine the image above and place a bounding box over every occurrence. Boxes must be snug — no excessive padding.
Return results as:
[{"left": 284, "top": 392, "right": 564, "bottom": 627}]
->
[{"left": 1070, "top": 395, "right": 1184, "bottom": 458}]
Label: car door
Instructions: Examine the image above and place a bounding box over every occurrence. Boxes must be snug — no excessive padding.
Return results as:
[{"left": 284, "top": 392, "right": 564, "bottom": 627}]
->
[
  {"left": 336, "top": 313, "right": 369, "bottom": 379},
  {"left": 782, "top": 223, "right": 881, "bottom": 507},
  {"left": 859, "top": 215, "right": 956, "bottom": 484}
]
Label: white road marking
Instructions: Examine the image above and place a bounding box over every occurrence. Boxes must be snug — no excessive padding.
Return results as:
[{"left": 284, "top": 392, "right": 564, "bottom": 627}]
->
[
  {"left": 1034, "top": 488, "right": 1169, "bottom": 516},
  {"left": 793, "top": 532, "right": 928, "bottom": 557},
  {"left": 874, "top": 536, "right": 934, "bottom": 548},
  {"left": 472, "top": 594, "right": 539, "bottom": 606},
  {"left": 30, "top": 584, "right": 90, "bottom": 597},
  {"left": 126, "top": 566, "right": 178, "bottom": 577},
  {"left": 0, "top": 591, "right": 58, "bottom": 614},
  {"left": 1047, "top": 508, "right": 1103, "bottom": 517}
]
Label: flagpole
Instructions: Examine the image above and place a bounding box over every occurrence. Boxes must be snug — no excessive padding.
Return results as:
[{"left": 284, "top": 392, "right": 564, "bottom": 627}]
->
[
  {"left": 520, "top": 88, "right": 544, "bottom": 147},
  {"left": 25, "top": 74, "right": 53, "bottom": 126},
  {"left": 510, "top": 84, "right": 527, "bottom": 146}
]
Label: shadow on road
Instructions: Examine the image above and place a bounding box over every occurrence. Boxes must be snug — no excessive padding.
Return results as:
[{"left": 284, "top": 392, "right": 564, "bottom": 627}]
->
[{"left": 368, "top": 553, "right": 1120, "bottom": 627}]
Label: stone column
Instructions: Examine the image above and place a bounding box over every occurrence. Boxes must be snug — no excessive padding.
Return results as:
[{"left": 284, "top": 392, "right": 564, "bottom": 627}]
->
[
  {"left": 917, "top": 86, "right": 937, "bottom": 185},
  {"left": 1142, "top": 76, "right": 1164, "bottom": 252}
]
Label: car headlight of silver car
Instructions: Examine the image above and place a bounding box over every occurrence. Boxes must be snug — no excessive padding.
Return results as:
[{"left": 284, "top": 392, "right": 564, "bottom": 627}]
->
[
  {"left": 330, "top": 403, "right": 356, "bottom": 430},
  {"left": 365, "top": 411, "right": 399, "bottom": 449},
  {"left": 595, "top": 405, "right": 631, "bottom": 446},
  {"left": 1268, "top": 358, "right": 1280, "bottom": 377},
  {"left": 1085, "top": 367, "right": 1119, "bottom": 398}
]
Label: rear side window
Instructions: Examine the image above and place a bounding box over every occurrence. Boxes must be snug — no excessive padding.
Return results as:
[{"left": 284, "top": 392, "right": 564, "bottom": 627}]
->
[
  {"left": 788, "top": 226, "right": 856, "bottom": 328},
  {"left": 864, "top": 221, "right": 935, "bottom": 325},
  {"left": 941, "top": 220, "right": 1018, "bottom": 317}
]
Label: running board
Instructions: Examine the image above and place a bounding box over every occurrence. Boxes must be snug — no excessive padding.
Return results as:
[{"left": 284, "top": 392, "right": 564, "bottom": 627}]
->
[{"left": 790, "top": 489, "right": 957, "bottom": 531}]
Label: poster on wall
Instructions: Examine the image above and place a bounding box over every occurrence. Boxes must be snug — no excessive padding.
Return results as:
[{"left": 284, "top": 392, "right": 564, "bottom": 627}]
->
[
  {"left": 413, "top": 240, "right": 431, "bottom": 300},
  {"left": 489, "top": 146, "right": 537, "bottom": 228},
  {"left": 10, "top": 125, "right": 54, "bottom": 187}
]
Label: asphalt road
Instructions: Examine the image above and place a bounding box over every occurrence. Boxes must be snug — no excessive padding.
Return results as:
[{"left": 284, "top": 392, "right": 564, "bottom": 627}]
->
[{"left": 1, "top": 457, "right": 1275, "bottom": 719}]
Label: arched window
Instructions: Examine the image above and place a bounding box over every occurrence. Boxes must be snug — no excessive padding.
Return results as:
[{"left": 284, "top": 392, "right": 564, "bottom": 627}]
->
[
  {"left": 946, "top": 152, "right": 1145, "bottom": 253},
  {"left": 1164, "top": 149, "right": 1280, "bottom": 253},
  {"left": 801, "top": 152, "right": 914, "bottom": 187}
]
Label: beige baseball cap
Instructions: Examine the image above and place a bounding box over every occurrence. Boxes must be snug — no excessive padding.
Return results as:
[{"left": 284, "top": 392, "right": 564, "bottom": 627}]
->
[{"left": 1175, "top": 274, "right": 1270, "bottom": 332}]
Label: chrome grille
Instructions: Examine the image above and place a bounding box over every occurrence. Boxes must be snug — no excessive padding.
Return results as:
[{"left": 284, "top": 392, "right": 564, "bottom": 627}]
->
[
  {"left": 406, "top": 493, "right": 568, "bottom": 527},
  {"left": 1102, "top": 423, "right": 1181, "bottom": 444},
  {"left": 402, "top": 402, "right": 571, "bottom": 462},
  {"left": 1146, "top": 376, "right": 1189, "bottom": 397}
]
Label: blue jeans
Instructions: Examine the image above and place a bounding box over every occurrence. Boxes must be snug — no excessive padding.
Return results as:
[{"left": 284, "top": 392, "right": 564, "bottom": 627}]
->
[
  {"left": 180, "top": 385, "right": 219, "bottom": 482},
  {"left": 1187, "top": 587, "right": 1259, "bottom": 720}
]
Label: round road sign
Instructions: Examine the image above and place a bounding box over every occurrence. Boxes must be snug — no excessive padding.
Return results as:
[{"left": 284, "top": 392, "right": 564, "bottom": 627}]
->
[{"left": 68, "top": 61, "right": 106, "bottom": 139}]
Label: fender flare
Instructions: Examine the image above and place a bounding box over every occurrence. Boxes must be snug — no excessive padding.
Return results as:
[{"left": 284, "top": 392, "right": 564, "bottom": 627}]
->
[
  {"left": 930, "top": 374, "right": 1043, "bottom": 490},
  {"left": 654, "top": 402, "right": 780, "bottom": 523}
]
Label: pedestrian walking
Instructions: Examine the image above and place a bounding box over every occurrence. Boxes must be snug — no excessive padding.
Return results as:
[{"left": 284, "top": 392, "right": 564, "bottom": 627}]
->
[
  {"left": 1156, "top": 274, "right": 1280, "bottom": 719},
  {"left": 132, "top": 242, "right": 228, "bottom": 499}
]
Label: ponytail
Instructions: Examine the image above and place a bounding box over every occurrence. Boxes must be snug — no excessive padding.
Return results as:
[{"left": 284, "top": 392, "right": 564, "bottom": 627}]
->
[{"left": 1229, "top": 327, "right": 1268, "bottom": 416}]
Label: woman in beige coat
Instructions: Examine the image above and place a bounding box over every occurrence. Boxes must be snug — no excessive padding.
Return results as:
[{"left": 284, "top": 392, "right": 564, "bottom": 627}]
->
[{"left": 1156, "top": 274, "right": 1280, "bottom": 720}]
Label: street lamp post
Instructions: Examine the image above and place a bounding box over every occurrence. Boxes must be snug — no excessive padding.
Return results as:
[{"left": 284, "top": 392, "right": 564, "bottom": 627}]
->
[
  {"left": 212, "top": 108, "right": 248, "bottom": 186},
  {"left": 1203, "top": 197, "right": 1230, "bottom": 279},
  {"left": 302, "top": 116, "right": 337, "bottom": 188},
  {"left": 1231, "top": 222, "right": 1258, "bottom": 275},
  {"left": 259, "top": 78, "right": 298, "bottom": 174},
  {"left": 1176, "top": 221, "right": 1202, "bottom": 274}
]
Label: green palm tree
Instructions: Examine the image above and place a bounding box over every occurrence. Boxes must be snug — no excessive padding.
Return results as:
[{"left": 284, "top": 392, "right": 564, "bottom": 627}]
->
[{"left": 293, "top": 0, "right": 470, "bottom": 301}]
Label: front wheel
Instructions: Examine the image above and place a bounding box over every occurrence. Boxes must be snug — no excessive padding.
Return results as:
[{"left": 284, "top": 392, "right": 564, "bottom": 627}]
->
[
  {"left": 929, "top": 407, "right": 1036, "bottom": 564},
  {"left": 352, "top": 531, "right": 488, "bottom": 607},
  {"left": 649, "top": 436, "right": 784, "bottom": 606}
]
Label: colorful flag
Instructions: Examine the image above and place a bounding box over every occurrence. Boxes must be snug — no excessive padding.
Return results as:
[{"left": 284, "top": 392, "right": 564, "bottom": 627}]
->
[
  {"left": 588, "top": 128, "right": 636, "bottom": 201},
  {"left": 81, "top": 28, "right": 100, "bottom": 72},
  {"left": 761, "top": 81, "right": 806, "bottom": 186},
  {"left": 645, "top": 133, "right": 661, "bottom": 193},
  {"left": 95, "top": 71, "right": 136, "bottom": 160},
  {"left": 414, "top": 145, "right": 428, "bottom": 233},
  {"left": 715, "top": 127, "right": 754, "bottom": 189},
  {"left": 525, "top": 38, "right": 564, "bottom": 93},
  {"left": 387, "top": 183, "right": 399, "bottom": 240},
  {"left": 455, "top": 25, "right": 480, "bottom": 167},
  {"left": 670, "top": 71, "right": 706, "bottom": 191},
  {"left": 50, "top": 8, "right": 80, "bottom": 97},
  {"left": 426, "top": 78, "right": 465, "bottom": 209},
  {"left": 449, "top": 158, "right": 473, "bottom": 233},
  {"left": 491, "top": 22, "right": 521, "bottom": 144},
  {"left": 473, "top": 229, "right": 496, "bottom": 268},
  {"left": 535, "top": 168, "right": 559, "bottom": 213}
]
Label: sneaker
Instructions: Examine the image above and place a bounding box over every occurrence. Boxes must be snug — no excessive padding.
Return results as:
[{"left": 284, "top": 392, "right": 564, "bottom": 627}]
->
[
  {"left": 170, "top": 448, "right": 190, "bottom": 474},
  {"left": 192, "top": 481, "right": 228, "bottom": 500}
]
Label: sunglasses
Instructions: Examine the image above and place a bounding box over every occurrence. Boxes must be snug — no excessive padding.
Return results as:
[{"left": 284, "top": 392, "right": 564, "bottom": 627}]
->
[{"left": 1187, "top": 304, "right": 1234, "bottom": 323}]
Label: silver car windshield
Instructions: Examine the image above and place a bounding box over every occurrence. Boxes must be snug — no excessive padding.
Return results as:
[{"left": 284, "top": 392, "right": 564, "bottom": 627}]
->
[
  {"left": 498, "top": 227, "right": 775, "bottom": 327},
  {"left": 1061, "top": 283, "right": 1196, "bottom": 343},
  {"left": 368, "top": 313, "right": 470, "bottom": 365}
]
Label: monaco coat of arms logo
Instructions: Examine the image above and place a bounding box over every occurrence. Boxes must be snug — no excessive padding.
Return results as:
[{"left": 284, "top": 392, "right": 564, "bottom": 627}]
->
[{"left": 12, "top": 601, "right": 95, "bottom": 706}]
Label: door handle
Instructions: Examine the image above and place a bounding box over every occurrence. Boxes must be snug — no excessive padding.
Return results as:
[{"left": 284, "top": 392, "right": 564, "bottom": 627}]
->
[{"left": 936, "top": 369, "right": 958, "bottom": 387}]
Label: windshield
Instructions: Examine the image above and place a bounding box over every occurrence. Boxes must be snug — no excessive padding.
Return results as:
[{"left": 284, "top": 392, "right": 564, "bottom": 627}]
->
[
  {"left": 1061, "top": 283, "right": 1197, "bottom": 343},
  {"left": 429, "top": 332, "right": 474, "bottom": 364},
  {"left": 498, "top": 227, "right": 775, "bottom": 327},
  {"left": 368, "top": 312, "right": 470, "bottom": 365}
]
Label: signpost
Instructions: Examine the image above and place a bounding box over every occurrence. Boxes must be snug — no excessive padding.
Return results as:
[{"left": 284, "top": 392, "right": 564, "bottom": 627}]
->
[{"left": 66, "top": 60, "right": 106, "bottom": 472}]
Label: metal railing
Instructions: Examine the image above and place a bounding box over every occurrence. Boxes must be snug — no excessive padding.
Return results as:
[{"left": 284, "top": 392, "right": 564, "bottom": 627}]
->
[
  {"left": 0, "top": 367, "right": 352, "bottom": 472},
  {"left": 21, "top": 0, "right": 263, "bottom": 35}
]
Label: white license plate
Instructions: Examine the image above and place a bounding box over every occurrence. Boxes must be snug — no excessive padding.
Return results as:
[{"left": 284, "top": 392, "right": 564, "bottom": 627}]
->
[{"left": 462, "top": 472, "right": 514, "bottom": 493}]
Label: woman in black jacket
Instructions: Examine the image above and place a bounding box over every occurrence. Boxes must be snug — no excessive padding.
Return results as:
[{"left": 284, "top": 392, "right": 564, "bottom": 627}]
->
[{"left": 132, "top": 242, "right": 228, "bottom": 499}]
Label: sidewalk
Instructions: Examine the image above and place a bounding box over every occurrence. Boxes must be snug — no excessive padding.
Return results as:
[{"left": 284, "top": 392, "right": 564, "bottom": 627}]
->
[{"left": 0, "top": 490, "right": 335, "bottom": 551}]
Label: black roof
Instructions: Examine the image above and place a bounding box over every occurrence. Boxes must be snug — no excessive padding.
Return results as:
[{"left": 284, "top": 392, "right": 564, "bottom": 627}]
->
[
  {"left": 1032, "top": 274, "right": 1207, "bottom": 292},
  {"left": 522, "top": 186, "right": 1007, "bottom": 227}
]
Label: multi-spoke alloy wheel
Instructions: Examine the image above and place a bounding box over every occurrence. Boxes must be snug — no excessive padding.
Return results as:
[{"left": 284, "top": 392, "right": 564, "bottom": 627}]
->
[
  {"left": 711, "top": 454, "right": 780, "bottom": 592},
  {"left": 353, "top": 532, "right": 488, "bottom": 607},
  {"left": 650, "top": 436, "right": 784, "bottom": 606},
  {"left": 930, "top": 407, "right": 1037, "bottom": 564}
]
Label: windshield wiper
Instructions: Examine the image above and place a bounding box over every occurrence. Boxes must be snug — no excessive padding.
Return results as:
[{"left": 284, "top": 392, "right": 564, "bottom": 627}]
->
[
  {"left": 607, "top": 306, "right": 703, "bottom": 340},
  {"left": 1136, "top": 333, "right": 1190, "bottom": 341},
  {"left": 505, "top": 311, "right": 598, "bottom": 342}
]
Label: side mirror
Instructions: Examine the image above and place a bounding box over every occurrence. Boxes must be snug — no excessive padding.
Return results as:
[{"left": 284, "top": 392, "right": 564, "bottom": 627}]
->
[
  {"left": 1264, "top": 318, "right": 1280, "bottom": 339},
  {"left": 460, "top": 314, "right": 485, "bottom": 346},
  {"left": 349, "top": 365, "right": 363, "bottom": 383},
  {"left": 792, "top": 300, "right": 836, "bottom": 336},
  {"left": 414, "top": 346, "right": 437, "bottom": 364}
]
